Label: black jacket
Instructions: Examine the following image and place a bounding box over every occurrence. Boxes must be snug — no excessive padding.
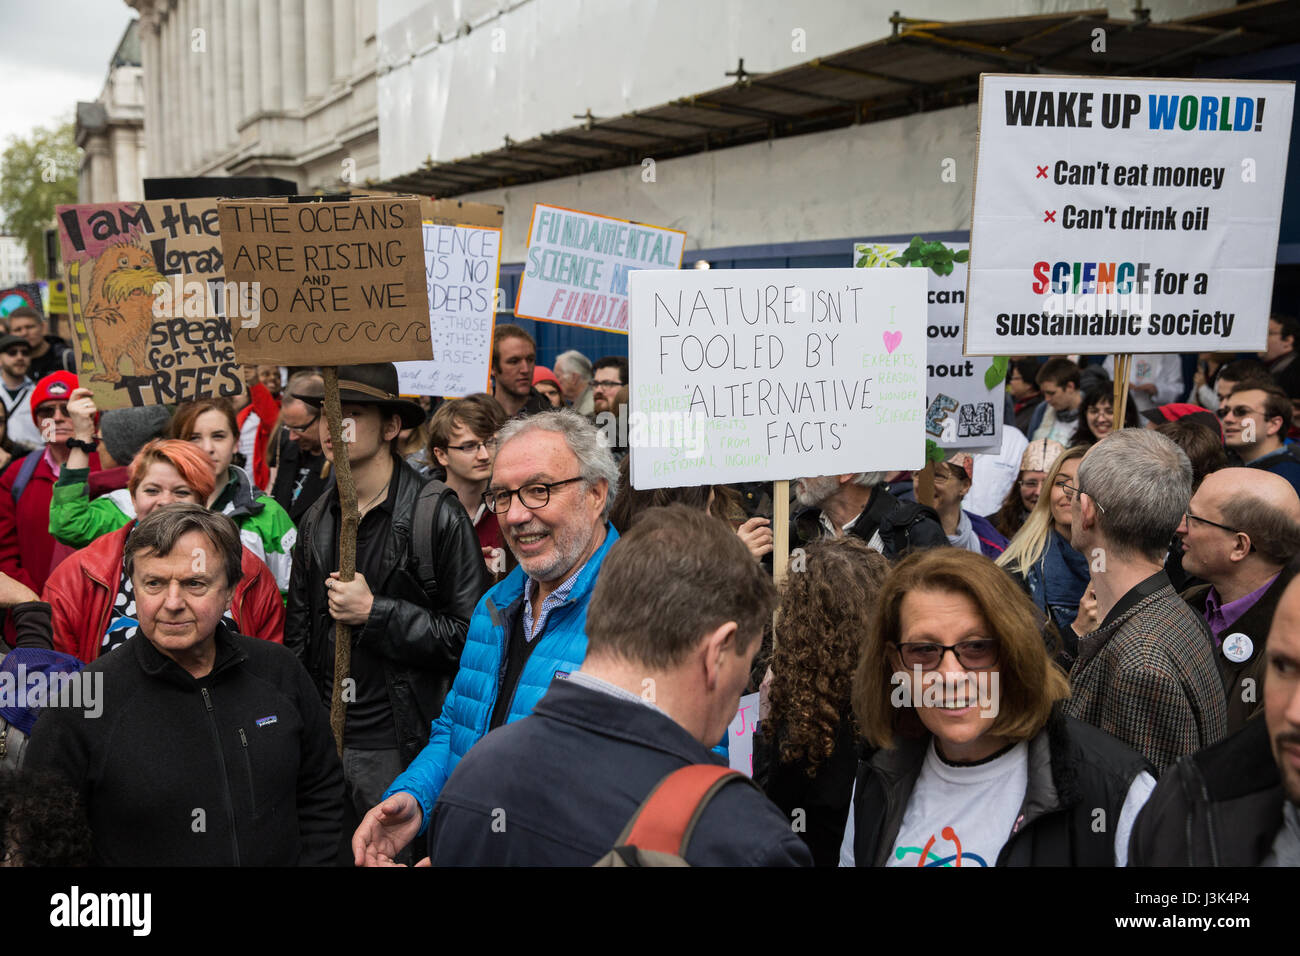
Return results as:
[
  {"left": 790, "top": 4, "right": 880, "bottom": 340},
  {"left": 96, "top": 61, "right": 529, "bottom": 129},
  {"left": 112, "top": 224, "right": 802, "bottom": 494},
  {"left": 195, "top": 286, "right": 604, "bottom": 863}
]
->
[
  {"left": 754, "top": 718, "right": 858, "bottom": 866},
  {"left": 269, "top": 431, "right": 332, "bottom": 524},
  {"left": 790, "top": 484, "right": 947, "bottom": 560},
  {"left": 851, "top": 710, "right": 1151, "bottom": 866},
  {"left": 25, "top": 623, "right": 343, "bottom": 866},
  {"left": 428, "top": 677, "right": 813, "bottom": 866},
  {"left": 285, "top": 456, "right": 488, "bottom": 766},
  {"left": 1181, "top": 566, "right": 1294, "bottom": 734},
  {"left": 1129, "top": 717, "right": 1285, "bottom": 866}
]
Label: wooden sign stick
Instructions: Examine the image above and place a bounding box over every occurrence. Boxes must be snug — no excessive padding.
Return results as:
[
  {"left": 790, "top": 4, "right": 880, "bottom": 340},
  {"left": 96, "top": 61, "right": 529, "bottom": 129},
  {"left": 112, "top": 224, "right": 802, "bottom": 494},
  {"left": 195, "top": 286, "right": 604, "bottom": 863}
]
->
[
  {"left": 772, "top": 479, "right": 790, "bottom": 588},
  {"left": 1113, "top": 353, "right": 1132, "bottom": 429},
  {"left": 323, "top": 366, "right": 359, "bottom": 758}
]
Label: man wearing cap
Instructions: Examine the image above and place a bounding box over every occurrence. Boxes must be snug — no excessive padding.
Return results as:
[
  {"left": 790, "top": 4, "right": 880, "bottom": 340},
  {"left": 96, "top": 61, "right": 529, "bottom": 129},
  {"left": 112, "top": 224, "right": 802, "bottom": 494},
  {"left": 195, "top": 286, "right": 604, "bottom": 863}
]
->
[
  {"left": 6, "top": 308, "right": 72, "bottom": 383},
  {"left": 0, "top": 372, "right": 100, "bottom": 604},
  {"left": 285, "top": 363, "right": 488, "bottom": 833},
  {"left": 0, "top": 334, "right": 40, "bottom": 451},
  {"left": 1177, "top": 468, "right": 1300, "bottom": 732}
]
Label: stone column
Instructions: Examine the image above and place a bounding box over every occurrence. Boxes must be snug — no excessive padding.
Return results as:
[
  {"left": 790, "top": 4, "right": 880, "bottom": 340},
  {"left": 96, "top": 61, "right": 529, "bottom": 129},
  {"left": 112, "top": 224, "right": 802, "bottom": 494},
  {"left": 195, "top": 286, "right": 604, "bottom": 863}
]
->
[
  {"left": 304, "top": 0, "right": 332, "bottom": 102},
  {"left": 224, "top": 0, "right": 242, "bottom": 150},
  {"left": 210, "top": 0, "right": 225, "bottom": 161},
  {"left": 332, "top": 0, "right": 352, "bottom": 83},
  {"left": 281, "top": 0, "right": 305, "bottom": 111},
  {"left": 260, "top": 0, "right": 282, "bottom": 113},
  {"left": 139, "top": 10, "right": 162, "bottom": 176},
  {"left": 241, "top": 0, "right": 261, "bottom": 122}
]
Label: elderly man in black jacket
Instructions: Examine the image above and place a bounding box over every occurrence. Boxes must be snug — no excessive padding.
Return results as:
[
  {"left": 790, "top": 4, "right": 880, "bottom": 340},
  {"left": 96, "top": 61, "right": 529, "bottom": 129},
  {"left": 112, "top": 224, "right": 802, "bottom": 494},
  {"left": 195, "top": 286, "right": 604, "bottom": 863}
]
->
[
  {"left": 426, "top": 504, "right": 812, "bottom": 866},
  {"left": 1131, "top": 565, "right": 1300, "bottom": 865},
  {"left": 27, "top": 504, "right": 343, "bottom": 865},
  {"left": 287, "top": 364, "right": 488, "bottom": 828}
]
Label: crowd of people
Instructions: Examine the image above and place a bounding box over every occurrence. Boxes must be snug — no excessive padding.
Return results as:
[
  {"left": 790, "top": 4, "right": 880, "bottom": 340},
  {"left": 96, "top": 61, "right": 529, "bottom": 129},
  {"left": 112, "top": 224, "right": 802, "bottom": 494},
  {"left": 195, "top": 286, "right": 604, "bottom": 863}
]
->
[{"left": 0, "top": 304, "right": 1297, "bottom": 869}]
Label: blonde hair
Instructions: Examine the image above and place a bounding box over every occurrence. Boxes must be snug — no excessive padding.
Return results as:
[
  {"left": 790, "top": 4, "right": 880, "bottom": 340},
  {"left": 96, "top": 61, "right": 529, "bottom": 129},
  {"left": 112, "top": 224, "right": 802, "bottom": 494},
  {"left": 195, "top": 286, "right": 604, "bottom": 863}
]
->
[{"left": 996, "top": 445, "right": 1088, "bottom": 576}]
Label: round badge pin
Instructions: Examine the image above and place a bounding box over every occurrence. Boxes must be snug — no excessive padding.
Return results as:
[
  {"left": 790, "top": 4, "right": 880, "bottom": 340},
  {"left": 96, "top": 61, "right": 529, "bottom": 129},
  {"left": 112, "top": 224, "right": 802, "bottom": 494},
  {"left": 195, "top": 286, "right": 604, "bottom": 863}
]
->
[{"left": 1222, "top": 633, "right": 1253, "bottom": 664}]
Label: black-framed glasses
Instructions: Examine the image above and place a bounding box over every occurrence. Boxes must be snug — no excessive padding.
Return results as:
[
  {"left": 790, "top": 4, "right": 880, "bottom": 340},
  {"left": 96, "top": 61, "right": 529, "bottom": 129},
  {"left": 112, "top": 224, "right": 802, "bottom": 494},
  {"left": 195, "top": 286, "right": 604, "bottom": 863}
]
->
[
  {"left": 284, "top": 413, "right": 320, "bottom": 436},
  {"left": 2, "top": 347, "right": 29, "bottom": 357},
  {"left": 894, "top": 638, "right": 999, "bottom": 671},
  {"left": 483, "top": 476, "right": 584, "bottom": 513},
  {"left": 592, "top": 379, "right": 624, "bottom": 390},
  {"left": 448, "top": 438, "right": 499, "bottom": 454},
  {"left": 34, "top": 403, "right": 69, "bottom": 421},
  {"left": 1217, "top": 404, "right": 1262, "bottom": 420},
  {"left": 1060, "top": 481, "right": 1105, "bottom": 514}
]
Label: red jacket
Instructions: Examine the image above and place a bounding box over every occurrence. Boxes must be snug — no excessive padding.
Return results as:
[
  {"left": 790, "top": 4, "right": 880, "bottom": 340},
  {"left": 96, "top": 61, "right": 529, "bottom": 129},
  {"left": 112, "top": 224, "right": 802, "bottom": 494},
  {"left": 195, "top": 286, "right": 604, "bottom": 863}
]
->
[
  {"left": 43, "top": 523, "right": 286, "bottom": 664},
  {"left": 0, "top": 449, "right": 100, "bottom": 595}
]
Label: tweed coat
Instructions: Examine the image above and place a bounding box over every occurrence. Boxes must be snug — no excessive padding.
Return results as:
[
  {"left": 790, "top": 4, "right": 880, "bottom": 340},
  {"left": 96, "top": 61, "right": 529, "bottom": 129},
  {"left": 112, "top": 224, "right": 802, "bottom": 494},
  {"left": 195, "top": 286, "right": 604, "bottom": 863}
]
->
[{"left": 1064, "top": 571, "right": 1227, "bottom": 775}]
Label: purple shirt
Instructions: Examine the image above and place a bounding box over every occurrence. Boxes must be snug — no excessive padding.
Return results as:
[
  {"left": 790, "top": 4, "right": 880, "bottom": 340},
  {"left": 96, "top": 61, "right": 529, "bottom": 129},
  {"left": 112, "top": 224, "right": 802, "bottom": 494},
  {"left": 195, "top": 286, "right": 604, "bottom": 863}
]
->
[{"left": 1203, "top": 573, "right": 1279, "bottom": 644}]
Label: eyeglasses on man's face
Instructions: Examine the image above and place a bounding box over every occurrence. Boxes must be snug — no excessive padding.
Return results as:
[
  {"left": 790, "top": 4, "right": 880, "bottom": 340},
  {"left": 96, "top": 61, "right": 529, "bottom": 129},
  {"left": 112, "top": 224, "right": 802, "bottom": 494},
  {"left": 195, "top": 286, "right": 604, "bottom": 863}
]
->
[
  {"left": 591, "top": 379, "right": 623, "bottom": 391},
  {"left": 449, "top": 438, "right": 499, "bottom": 455},
  {"left": 284, "top": 413, "right": 320, "bottom": 436},
  {"left": 483, "top": 476, "right": 584, "bottom": 513},
  {"left": 1059, "top": 481, "right": 1105, "bottom": 514},
  {"left": 1218, "top": 404, "right": 1266, "bottom": 421}
]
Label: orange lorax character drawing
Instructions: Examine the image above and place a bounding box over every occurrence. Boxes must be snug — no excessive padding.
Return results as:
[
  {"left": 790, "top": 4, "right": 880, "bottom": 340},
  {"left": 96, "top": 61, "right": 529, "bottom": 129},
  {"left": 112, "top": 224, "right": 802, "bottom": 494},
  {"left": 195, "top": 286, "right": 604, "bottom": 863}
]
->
[{"left": 83, "top": 240, "right": 163, "bottom": 383}]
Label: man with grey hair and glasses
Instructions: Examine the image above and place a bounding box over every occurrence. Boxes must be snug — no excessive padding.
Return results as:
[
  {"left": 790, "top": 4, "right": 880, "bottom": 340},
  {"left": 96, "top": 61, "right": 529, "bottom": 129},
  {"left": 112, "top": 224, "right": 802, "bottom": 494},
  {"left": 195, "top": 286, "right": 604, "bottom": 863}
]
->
[
  {"left": 1063, "top": 429, "right": 1227, "bottom": 774},
  {"left": 790, "top": 471, "right": 946, "bottom": 560},
  {"left": 1177, "top": 467, "right": 1300, "bottom": 732},
  {"left": 352, "top": 409, "right": 619, "bottom": 865},
  {"left": 554, "top": 350, "right": 595, "bottom": 417}
]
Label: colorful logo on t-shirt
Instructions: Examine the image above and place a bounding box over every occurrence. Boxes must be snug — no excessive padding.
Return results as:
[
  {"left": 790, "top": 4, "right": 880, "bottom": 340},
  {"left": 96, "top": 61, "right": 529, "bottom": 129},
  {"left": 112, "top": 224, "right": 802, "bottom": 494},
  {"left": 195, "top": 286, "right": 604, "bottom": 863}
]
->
[{"left": 895, "top": 826, "right": 990, "bottom": 867}]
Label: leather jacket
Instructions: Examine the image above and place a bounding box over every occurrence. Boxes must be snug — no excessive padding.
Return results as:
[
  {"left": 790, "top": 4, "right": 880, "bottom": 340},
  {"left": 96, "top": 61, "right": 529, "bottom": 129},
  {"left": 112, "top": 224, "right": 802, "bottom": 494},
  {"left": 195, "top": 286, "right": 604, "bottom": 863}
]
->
[{"left": 285, "top": 457, "right": 488, "bottom": 766}]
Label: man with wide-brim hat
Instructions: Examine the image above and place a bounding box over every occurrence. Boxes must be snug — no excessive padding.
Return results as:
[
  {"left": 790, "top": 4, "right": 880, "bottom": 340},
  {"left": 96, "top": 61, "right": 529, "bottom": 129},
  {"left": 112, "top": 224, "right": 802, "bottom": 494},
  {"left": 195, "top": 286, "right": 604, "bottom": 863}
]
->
[{"left": 285, "top": 363, "right": 489, "bottom": 853}]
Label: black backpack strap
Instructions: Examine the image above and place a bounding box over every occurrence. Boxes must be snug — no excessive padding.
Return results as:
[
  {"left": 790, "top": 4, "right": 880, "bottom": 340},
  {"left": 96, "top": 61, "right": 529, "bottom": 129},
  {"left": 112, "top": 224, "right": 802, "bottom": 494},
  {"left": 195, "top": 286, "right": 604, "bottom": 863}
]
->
[{"left": 412, "top": 478, "right": 457, "bottom": 593}]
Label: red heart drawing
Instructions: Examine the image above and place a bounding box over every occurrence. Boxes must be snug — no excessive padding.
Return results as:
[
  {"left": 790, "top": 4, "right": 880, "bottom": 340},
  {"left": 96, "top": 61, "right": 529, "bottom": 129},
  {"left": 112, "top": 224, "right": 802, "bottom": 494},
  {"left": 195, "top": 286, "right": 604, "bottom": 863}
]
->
[{"left": 883, "top": 330, "right": 902, "bottom": 354}]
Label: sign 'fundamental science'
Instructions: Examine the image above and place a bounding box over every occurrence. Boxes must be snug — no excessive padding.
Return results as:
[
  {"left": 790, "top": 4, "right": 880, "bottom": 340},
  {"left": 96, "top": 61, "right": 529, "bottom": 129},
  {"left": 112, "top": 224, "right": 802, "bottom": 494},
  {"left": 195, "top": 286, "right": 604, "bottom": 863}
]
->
[
  {"left": 515, "top": 203, "right": 685, "bottom": 333},
  {"left": 966, "top": 74, "right": 1294, "bottom": 356},
  {"left": 628, "top": 268, "right": 928, "bottom": 489}
]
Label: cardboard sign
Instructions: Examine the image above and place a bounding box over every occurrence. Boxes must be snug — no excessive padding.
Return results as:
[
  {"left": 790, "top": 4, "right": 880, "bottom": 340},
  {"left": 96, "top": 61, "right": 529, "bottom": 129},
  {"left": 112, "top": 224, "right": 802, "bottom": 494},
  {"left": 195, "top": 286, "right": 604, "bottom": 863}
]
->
[
  {"left": 350, "top": 189, "right": 504, "bottom": 229},
  {"left": 728, "top": 692, "right": 761, "bottom": 778},
  {"left": 396, "top": 223, "right": 501, "bottom": 397},
  {"left": 855, "top": 238, "right": 1003, "bottom": 449},
  {"left": 628, "top": 268, "right": 928, "bottom": 489},
  {"left": 516, "top": 203, "right": 686, "bottom": 333},
  {"left": 966, "top": 74, "right": 1294, "bottom": 356},
  {"left": 55, "top": 199, "right": 242, "bottom": 409},
  {"left": 218, "top": 197, "right": 433, "bottom": 366}
]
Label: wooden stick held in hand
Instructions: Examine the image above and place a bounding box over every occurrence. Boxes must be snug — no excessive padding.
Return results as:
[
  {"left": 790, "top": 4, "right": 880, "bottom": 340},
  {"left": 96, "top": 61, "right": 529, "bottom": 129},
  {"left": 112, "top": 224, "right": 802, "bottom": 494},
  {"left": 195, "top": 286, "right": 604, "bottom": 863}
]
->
[{"left": 324, "top": 367, "right": 358, "bottom": 758}]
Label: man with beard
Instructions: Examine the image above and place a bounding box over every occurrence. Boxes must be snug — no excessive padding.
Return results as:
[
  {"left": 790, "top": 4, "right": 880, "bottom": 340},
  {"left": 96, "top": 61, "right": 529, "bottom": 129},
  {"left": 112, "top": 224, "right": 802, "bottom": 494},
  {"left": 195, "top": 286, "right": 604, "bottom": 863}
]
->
[
  {"left": 269, "top": 371, "right": 331, "bottom": 523},
  {"left": 6, "top": 309, "right": 72, "bottom": 383},
  {"left": 351, "top": 409, "right": 619, "bottom": 865},
  {"left": 591, "top": 356, "right": 627, "bottom": 418},
  {"left": 1131, "top": 565, "right": 1300, "bottom": 865},
  {"left": 789, "top": 471, "right": 945, "bottom": 560},
  {"left": 490, "top": 326, "right": 551, "bottom": 419}
]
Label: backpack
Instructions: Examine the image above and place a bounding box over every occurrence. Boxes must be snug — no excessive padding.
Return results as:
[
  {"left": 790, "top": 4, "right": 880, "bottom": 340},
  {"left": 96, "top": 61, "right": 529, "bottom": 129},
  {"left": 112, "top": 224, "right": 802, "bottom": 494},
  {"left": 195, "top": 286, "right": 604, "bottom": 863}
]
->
[
  {"left": 7, "top": 449, "right": 43, "bottom": 504},
  {"left": 411, "top": 477, "right": 458, "bottom": 594},
  {"left": 594, "top": 764, "right": 757, "bottom": 867},
  {"left": 875, "top": 499, "right": 946, "bottom": 559}
]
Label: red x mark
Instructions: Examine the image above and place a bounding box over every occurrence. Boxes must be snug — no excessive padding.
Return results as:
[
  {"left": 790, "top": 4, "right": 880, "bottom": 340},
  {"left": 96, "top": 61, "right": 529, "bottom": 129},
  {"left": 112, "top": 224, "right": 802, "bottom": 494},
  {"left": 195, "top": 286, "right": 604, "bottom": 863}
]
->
[
  {"left": 1043, "top": 210, "right": 1057, "bottom": 223},
  {"left": 1036, "top": 165, "right": 1049, "bottom": 178}
]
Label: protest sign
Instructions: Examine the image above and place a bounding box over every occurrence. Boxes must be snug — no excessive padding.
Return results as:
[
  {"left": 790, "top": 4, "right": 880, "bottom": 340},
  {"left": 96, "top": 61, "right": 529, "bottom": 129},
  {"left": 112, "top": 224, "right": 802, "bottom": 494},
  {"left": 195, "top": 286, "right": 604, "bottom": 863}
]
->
[
  {"left": 217, "top": 197, "right": 432, "bottom": 366},
  {"left": 0, "top": 284, "right": 43, "bottom": 319},
  {"left": 55, "top": 199, "right": 241, "bottom": 409},
  {"left": 728, "top": 692, "right": 760, "bottom": 778},
  {"left": 966, "top": 75, "right": 1294, "bottom": 356},
  {"left": 516, "top": 203, "right": 686, "bottom": 333},
  {"left": 396, "top": 222, "right": 501, "bottom": 396},
  {"left": 855, "top": 238, "right": 1003, "bottom": 449},
  {"left": 627, "top": 268, "right": 928, "bottom": 489},
  {"left": 422, "top": 199, "right": 504, "bottom": 229}
]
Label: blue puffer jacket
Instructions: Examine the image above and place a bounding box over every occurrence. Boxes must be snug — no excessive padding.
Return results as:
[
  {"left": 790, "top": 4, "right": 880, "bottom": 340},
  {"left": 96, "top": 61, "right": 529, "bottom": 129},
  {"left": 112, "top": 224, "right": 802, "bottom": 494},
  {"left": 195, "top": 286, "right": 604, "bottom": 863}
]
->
[{"left": 384, "top": 526, "right": 619, "bottom": 832}]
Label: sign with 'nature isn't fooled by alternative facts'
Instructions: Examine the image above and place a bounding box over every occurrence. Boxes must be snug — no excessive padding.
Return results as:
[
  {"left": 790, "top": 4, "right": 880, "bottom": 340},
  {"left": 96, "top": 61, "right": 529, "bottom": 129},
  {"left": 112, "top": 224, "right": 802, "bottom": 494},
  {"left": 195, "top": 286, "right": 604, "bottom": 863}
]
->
[
  {"left": 515, "top": 203, "right": 686, "bottom": 333},
  {"left": 966, "top": 74, "right": 1294, "bottom": 356},
  {"left": 855, "top": 238, "right": 1004, "bottom": 450},
  {"left": 217, "top": 197, "right": 433, "bottom": 366},
  {"left": 55, "top": 199, "right": 242, "bottom": 409},
  {"left": 628, "top": 268, "right": 928, "bottom": 489},
  {"left": 396, "top": 223, "right": 501, "bottom": 397}
]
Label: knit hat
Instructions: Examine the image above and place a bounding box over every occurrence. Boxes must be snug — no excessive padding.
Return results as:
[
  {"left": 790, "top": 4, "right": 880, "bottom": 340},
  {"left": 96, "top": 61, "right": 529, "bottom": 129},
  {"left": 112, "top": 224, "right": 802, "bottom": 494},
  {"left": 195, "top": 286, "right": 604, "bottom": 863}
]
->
[
  {"left": 29, "top": 371, "right": 78, "bottom": 426},
  {"left": 100, "top": 404, "right": 173, "bottom": 467},
  {"left": 533, "top": 366, "right": 561, "bottom": 389},
  {"left": 1020, "top": 438, "right": 1065, "bottom": 474},
  {"left": 0, "top": 648, "right": 86, "bottom": 736}
]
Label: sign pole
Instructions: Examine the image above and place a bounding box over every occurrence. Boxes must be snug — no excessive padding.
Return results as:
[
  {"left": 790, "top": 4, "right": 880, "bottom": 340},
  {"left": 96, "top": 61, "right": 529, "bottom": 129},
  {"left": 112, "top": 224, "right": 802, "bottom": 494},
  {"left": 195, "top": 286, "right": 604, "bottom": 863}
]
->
[
  {"left": 772, "top": 479, "right": 790, "bottom": 587},
  {"left": 323, "top": 366, "right": 358, "bottom": 758},
  {"left": 915, "top": 462, "right": 936, "bottom": 509},
  {"left": 1113, "top": 353, "right": 1132, "bottom": 430}
]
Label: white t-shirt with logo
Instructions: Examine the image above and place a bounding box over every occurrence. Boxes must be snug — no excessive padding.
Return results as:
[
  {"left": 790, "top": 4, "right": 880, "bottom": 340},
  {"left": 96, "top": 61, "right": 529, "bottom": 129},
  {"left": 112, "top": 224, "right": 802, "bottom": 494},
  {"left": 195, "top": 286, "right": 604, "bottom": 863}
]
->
[{"left": 887, "top": 740, "right": 1028, "bottom": 868}]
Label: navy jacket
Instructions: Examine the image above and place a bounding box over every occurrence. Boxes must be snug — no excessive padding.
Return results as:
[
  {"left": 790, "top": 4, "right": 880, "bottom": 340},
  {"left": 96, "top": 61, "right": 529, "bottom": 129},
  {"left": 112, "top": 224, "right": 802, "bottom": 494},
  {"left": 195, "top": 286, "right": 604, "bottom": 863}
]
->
[{"left": 427, "top": 677, "right": 812, "bottom": 866}]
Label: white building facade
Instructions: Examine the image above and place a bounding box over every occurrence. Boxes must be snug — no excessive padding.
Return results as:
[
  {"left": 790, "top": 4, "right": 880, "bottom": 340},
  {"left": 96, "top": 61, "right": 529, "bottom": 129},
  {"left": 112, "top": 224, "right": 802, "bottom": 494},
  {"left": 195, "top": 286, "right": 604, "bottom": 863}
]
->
[{"left": 76, "top": 20, "right": 148, "bottom": 204}]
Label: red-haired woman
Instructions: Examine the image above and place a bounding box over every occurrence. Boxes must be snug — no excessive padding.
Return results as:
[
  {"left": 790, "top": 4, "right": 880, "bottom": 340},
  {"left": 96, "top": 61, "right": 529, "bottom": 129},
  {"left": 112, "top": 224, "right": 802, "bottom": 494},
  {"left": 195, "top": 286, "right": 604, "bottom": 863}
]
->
[{"left": 43, "top": 439, "right": 284, "bottom": 663}]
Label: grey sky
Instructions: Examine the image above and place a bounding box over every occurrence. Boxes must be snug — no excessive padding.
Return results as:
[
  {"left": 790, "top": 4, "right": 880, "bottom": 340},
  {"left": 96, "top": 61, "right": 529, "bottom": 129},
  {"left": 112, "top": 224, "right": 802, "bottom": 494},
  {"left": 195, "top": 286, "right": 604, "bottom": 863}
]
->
[{"left": 0, "top": 0, "right": 137, "bottom": 146}]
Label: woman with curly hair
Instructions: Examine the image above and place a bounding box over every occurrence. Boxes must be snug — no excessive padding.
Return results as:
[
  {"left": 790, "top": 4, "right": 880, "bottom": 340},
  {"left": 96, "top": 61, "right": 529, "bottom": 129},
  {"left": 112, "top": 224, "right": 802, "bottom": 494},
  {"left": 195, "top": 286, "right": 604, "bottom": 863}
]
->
[{"left": 754, "top": 538, "right": 889, "bottom": 866}]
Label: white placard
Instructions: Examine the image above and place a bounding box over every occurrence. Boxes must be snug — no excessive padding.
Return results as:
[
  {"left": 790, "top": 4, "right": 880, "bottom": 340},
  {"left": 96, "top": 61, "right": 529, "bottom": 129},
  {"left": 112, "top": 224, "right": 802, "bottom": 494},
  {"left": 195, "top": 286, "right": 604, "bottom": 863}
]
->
[
  {"left": 396, "top": 223, "right": 501, "bottom": 397},
  {"left": 628, "top": 268, "right": 928, "bottom": 489},
  {"left": 515, "top": 203, "right": 686, "bottom": 333},
  {"left": 855, "top": 239, "right": 1003, "bottom": 449},
  {"left": 728, "top": 693, "right": 761, "bottom": 777},
  {"left": 966, "top": 74, "right": 1294, "bottom": 356}
]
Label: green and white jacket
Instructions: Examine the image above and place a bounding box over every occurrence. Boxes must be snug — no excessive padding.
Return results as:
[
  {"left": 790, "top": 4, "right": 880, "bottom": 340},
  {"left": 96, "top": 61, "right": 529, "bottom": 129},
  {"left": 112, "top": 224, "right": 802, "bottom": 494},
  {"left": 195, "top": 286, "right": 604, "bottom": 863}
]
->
[{"left": 49, "top": 465, "right": 296, "bottom": 592}]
